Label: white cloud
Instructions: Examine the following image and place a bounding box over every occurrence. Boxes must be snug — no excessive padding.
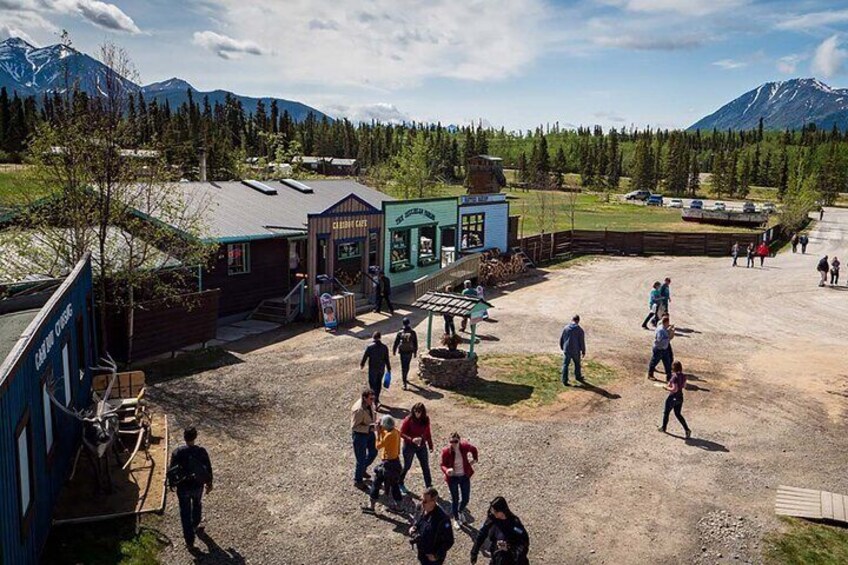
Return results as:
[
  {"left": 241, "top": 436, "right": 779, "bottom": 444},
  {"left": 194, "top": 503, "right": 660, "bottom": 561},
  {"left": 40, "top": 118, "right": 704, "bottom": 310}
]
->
[
  {"left": 776, "top": 9, "right": 848, "bottom": 31},
  {"left": 712, "top": 58, "right": 747, "bottom": 70},
  {"left": 195, "top": 0, "right": 551, "bottom": 88},
  {"left": 192, "top": 31, "right": 268, "bottom": 59},
  {"left": 322, "top": 102, "right": 412, "bottom": 124},
  {"left": 595, "top": 34, "right": 704, "bottom": 50},
  {"left": 777, "top": 54, "right": 805, "bottom": 74},
  {"left": 592, "top": 110, "right": 626, "bottom": 123},
  {"left": 51, "top": 0, "right": 140, "bottom": 33},
  {"left": 0, "top": 23, "right": 38, "bottom": 45},
  {"left": 600, "top": 0, "right": 746, "bottom": 17},
  {"left": 812, "top": 35, "right": 847, "bottom": 78}
]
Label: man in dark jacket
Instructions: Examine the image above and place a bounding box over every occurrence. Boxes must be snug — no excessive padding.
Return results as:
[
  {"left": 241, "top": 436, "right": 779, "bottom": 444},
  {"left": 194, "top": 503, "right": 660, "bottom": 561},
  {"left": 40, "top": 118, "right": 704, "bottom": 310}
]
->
[
  {"left": 800, "top": 234, "right": 809, "bottom": 254},
  {"left": 560, "top": 315, "right": 586, "bottom": 386},
  {"left": 818, "top": 255, "right": 830, "bottom": 287},
  {"left": 168, "top": 427, "right": 213, "bottom": 550},
  {"left": 410, "top": 487, "right": 454, "bottom": 565},
  {"left": 393, "top": 317, "right": 419, "bottom": 390},
  {"left": 361, "top": 331, "right": 391, "bottom": 406},
  {"left": 374, "top": 271, "right": 394, "bottom": 314}
]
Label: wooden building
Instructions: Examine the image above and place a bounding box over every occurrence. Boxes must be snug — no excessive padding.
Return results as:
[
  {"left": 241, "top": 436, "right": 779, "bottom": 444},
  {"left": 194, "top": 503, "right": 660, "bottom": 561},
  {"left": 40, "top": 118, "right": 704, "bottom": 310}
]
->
[
  {"left": 458, "top": 193, "right": 510, "bottom": 253},
  {"left": 295, "top": 156, "right": 360, "bottom": 176},
  {"left": 467, "top": 155, "right": 506, "bottom": 194},
  {"left": 0, "top": 256, "right": 96, "bottom": 564}
]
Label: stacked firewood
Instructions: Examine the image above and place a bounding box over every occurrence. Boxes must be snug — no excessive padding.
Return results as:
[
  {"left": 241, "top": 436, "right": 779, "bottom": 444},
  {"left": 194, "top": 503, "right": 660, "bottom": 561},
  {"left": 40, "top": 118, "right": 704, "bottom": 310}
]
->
[{"left": 479, "top": 249, "right": 527, "bottom": 286}]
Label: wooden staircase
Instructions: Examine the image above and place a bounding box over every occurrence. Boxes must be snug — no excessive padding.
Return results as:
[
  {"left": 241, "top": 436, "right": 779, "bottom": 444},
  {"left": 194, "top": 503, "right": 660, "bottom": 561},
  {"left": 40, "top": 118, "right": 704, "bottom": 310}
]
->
[
  {"left": 250, "top": 280, "right": 305, "bottom": 324},
  {"left": 354, "top": 292, "right": 372, "bottom": 314},
  {"left": 511, "top": 247, "right": 536, "bottom": 269}
]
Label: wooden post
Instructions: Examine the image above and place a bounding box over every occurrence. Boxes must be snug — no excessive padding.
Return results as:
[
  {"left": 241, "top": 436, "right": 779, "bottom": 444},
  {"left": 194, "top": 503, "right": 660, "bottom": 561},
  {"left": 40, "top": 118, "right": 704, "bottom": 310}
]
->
[
  {"left": 468, "top": 322, "right": 477, "bottom": 358},
  {"left": 427, "top": 311, "right": 433, "bottom": 350}
]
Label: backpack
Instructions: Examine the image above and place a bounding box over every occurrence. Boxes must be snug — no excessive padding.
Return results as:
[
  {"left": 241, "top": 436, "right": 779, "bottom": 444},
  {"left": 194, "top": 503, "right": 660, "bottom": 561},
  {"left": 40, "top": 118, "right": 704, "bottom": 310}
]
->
[
  {"left": 398, "top": 331, "right": 415, "bottom": 353},
  {"left": 167, "top": 449, "right": 211, "bottom": 488}
]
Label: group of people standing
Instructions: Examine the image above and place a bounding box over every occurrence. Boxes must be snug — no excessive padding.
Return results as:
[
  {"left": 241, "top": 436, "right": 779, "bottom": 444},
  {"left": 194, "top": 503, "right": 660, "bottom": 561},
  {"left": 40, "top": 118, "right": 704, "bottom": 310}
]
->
[
  {"left": 731, "top": 241, "right": 770, "bottom": 268},
  {"left": 817, "top": 255, "right": 841, "bottom": 287}
]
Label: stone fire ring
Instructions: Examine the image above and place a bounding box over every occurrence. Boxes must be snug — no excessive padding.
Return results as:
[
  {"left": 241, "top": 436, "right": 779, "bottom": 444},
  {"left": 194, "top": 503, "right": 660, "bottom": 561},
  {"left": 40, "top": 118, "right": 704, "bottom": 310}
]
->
[{"left": 418, "top": 349, "right": 478, "bottom": 389}]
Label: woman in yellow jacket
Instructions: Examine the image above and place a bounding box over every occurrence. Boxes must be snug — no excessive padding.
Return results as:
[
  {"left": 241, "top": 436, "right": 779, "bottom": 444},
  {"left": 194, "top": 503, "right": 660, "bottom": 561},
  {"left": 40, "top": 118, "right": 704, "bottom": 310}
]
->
[{"left": 366, "top": 415, "right": 404, "bottom": 511}]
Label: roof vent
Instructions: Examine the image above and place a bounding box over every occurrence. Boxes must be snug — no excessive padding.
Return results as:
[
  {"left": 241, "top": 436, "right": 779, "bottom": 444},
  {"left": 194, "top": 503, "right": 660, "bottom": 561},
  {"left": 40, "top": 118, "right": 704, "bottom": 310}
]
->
[
  {"left": 280, "top": 178, "right": 314, "bottom": 194},
  {"left": 241, "top": 179, "right": 277, "bottom": 195}
]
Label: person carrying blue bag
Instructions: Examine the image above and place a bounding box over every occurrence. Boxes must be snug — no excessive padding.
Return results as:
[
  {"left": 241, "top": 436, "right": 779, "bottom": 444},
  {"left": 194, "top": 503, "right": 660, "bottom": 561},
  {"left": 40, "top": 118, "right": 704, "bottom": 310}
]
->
[{"left": 361, "top": 331, "right": 392, "bottom": 408}]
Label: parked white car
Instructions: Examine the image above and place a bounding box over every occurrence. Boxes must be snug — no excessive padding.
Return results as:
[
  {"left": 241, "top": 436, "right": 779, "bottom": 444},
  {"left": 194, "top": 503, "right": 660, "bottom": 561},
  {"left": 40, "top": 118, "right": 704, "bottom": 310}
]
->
[
  {"left": 669, "top": 198, "right": 683, "bottom": 208},
  {"left": 713, "top": 201, "right": 727, "bottom": 211},
  {"left": 762, "top": 202, "right": 777, "bottom": 214}
]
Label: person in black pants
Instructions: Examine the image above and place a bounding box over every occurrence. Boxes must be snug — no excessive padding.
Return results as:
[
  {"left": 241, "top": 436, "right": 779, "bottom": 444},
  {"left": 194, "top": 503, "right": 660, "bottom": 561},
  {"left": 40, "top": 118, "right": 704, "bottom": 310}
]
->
[
  {"left": 393, "top": 317, "right": 418, "bottom": 390},
  {"left": 168, "top": 427, "right": 213, "bottom": 551},
  {"left": 647, "top": 317, "right": 674, "bottom": 381},
  {"left": 470, "top": 496, "right": 530, "bottom": 565},
  {"left": 409, "top": 487, "right": 454, "bottom": 565},
  {"left": 374, "top": 271, "right": 394, "bottom": 314},
  {"left": 361, "top": 332, "right": 391, "bottom": 407},
  {"left": 442, "top": 285, "right": 456, "bottom": 336},
  {"left": 659, "top": 361, "right": 691, "bottom": 438}
]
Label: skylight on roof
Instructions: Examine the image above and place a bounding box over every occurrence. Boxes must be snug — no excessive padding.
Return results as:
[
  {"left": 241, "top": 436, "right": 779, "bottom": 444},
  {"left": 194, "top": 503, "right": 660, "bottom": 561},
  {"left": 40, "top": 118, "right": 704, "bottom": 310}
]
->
[
  {"left": 281, "top": 179, "right": 314, "bottom": 194},
  {"left": 242, "top": 179, "right": 278, "bottom": 195}
]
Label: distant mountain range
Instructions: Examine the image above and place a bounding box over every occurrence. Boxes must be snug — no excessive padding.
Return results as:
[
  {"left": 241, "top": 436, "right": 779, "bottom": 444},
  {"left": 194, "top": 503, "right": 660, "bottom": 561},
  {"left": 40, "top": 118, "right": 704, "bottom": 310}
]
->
[
  {"left": 689, "top": 78, "right": 848, "bottom": 131},
  {"left": 0, "top": 37, "right": 326, "bottom": 122}
]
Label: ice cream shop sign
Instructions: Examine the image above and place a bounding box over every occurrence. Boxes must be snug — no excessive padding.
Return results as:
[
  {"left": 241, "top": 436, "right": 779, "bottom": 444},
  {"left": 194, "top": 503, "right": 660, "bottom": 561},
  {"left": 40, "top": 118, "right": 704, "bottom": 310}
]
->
[{"left": 34, "top": 303, "right": 74, "bottom": 371}]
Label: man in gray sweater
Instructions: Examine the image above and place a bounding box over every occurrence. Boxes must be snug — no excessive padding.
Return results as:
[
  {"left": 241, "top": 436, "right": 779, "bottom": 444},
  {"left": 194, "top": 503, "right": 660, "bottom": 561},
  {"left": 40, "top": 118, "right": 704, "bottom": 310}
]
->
[{"left": 560, "top": 315, "right": 586, "bottom": 386}]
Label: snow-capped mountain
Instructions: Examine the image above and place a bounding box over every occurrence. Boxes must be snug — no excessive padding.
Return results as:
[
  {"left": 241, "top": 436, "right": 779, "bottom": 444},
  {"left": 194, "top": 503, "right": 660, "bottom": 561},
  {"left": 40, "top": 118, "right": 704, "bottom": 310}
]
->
[
  {"left": 0, "top": 37, "right": 326, "bottom": 122},
  {"left": 689, "top": 78, "right": 848, "bottom": 131}
]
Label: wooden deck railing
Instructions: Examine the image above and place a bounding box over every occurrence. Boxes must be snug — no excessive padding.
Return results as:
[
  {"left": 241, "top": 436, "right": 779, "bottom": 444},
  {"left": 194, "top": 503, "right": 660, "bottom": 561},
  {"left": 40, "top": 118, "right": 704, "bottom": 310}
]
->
[{"left": 413, "top": 254, "right": 482, "bottom": 300}]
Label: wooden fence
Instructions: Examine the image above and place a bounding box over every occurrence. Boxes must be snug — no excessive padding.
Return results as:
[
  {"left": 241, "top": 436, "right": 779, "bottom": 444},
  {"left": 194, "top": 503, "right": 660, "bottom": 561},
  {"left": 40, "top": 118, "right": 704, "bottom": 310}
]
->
[
  {"left": 518, "top": 226, "right": 783, "bottom": 265},
  {"left": 413, "top": 253, "right": 482, "bottom": 300},
  {"left": 104, "top": 289, "right": 220, "bottom": 363}
]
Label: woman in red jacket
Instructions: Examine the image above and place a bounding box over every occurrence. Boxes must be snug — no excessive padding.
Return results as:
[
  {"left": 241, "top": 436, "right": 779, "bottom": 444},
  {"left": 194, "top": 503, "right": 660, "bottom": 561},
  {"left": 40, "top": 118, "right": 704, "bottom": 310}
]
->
[
  {"left": 756, "top": 241, "right": 769, "bottom": 267},
  {"left": 399, "top": 402, "right": 434, "bottom": 495},
  {"left": 440, "top": 432, "right": 479, "bottom": 530}
]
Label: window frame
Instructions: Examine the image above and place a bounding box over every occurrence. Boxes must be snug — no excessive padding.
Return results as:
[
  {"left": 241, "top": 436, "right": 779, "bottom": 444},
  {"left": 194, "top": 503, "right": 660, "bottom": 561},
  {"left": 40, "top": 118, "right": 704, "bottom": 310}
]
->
[
  {"left": 61, "top": 340, "right": 72, "bottom": 407},
  {"left": 389, "top": 228, "right": 413, "bottom": 272},
  {"left": 226, "top": 242, "right": 251, "bottom": 276},
  {"left": 336, "top": 240, "right": 363, "bottom": 261},
  {"left": 41, "top": 365, "right": 56, "bottom": 463},
  {"left": 417, "top": 223, "right": 439, "bottom": 267},
  {"left": 461, "top": 213, "right": 486, "bottom": 250},
  {"left": 15, "top": 409, "right": 35, "bottom": 537}
]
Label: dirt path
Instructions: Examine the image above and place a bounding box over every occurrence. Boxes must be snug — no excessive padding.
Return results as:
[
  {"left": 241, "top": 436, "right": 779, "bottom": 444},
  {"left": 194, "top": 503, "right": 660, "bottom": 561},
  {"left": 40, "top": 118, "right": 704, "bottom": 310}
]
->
[{"left": 150, "top": 209, "right": 848, "bottom": 564}]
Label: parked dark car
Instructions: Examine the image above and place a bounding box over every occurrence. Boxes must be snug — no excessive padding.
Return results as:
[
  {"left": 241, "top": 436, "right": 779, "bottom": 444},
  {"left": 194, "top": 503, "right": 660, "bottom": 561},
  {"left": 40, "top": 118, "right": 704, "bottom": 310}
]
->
[
  {"left": 742, "top": 201, "right": 756, "bottom": 213},
  {"left": 689, "top": 199, "right": 704, "bottom": 210},
  {"left": 646, "top": 194, "right": 664, "bottom": 206}
]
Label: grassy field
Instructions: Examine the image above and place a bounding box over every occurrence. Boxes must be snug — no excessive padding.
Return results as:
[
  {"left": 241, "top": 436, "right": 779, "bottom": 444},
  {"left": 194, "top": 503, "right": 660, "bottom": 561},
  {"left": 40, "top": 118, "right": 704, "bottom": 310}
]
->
[
  {"left": 764, "top": 518, "right": 848, "bottom": 564},
  {"left": 439, "top": 185, "right": 770, "bottom": 234},
  {"left": 0, "top": 168, "right": 34, "bottom": 207},
  {"left": 454, "top": 353, "right": 617, "bottom": 408}
]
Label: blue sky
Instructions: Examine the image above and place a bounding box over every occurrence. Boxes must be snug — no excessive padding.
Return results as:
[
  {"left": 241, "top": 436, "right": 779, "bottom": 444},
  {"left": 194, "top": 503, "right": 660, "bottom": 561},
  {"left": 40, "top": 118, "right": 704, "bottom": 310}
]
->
[{"left": 4, "top": 0, "right": 848, "bottom": 129}]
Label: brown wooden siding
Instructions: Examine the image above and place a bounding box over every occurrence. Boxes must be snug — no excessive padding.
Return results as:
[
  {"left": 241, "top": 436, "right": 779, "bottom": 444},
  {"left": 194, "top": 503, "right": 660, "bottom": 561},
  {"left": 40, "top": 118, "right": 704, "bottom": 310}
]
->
[{"left": 203, "top": 238, "right": 289, "bottom": 317}]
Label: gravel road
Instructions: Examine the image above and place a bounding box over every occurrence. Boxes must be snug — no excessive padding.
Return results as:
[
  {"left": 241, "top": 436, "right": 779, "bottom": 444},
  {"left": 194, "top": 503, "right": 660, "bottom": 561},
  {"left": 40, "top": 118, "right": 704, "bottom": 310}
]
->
[{"left": 149, "top": 208, "right": 848, "bottom": 564}]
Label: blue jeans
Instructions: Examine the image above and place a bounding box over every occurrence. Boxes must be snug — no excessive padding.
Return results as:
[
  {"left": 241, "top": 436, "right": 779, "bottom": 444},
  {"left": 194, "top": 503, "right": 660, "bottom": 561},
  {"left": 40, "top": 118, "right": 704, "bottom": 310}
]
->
[
  {"left": 400, "top": 352, "right": 413, "bottom": 386},
  {"left": 561, "top": 353, "right": 582, "bottom": 384},
  {"left": 401, "top": 443, "right": 432, "bottom": 488},
  {"left": 353, "top": 432, "right": 377, "bottom": 482},
  {"left": 177, "top": 486, "right": 204, "bottom": 545},
  {"left": 447, "top": 475, "right": 471, "bottom": 518},
  {"left": 648, "top": 347, "right": 672, "bottom": 380}
]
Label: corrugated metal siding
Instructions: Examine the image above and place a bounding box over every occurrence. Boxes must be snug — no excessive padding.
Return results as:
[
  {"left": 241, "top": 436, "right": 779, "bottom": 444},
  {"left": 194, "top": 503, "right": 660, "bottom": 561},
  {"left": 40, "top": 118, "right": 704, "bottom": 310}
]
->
[
  {"left": 0, "top": 259, "right": 94, "bottom": 564},
  {"left": 460, "top": 202, "right": 509, "bottom": 252}
]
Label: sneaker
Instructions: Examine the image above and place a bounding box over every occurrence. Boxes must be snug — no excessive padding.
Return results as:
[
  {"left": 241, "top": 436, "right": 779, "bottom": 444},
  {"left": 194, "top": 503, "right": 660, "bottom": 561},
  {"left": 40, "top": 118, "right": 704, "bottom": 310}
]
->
[
  {"left": 657, "top": 426, "right": 666, "bottom": 433},
  {"left": 194, "top": 523, "right": 205, "bottom": 534},
  {"left": 576, "top": 377, "right": 585, "bottom": 384},
  {"left": 362, "top": 499, "right": 377, "bottom": 513},
  {"left": 685, "top": 428, "right": 692, "bottom": 439},
  {"left": 562, "top": 381, "right": 570, "bottom": 387},
  {"left": 399, "top": 485, "right": 409, "bottom": 496},
  {"left": 403, "top": 384, "right": 408, "bottom": 391},
  {"left": 452, "top": 518, "right": 461, "bottom": 530},
  {"left": 363, "top": 471, "right": 372, "bottom": 480}
]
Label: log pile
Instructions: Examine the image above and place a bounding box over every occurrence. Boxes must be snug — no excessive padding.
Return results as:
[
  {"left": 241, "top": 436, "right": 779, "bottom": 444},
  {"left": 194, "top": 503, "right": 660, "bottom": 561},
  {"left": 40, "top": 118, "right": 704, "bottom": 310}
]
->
[{"left": 479, "top": 248, "right": 528, "bottom": 286}]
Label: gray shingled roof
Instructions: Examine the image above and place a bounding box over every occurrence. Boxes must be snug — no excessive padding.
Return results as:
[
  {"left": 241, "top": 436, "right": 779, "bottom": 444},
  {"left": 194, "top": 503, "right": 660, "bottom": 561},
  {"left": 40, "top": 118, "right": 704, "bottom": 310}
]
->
[
  {"left": 171, "top": 179, "right": 392, "bottom": 242},
  {"left": 412, "top": 291, "right": 493, "bottom": 317}
]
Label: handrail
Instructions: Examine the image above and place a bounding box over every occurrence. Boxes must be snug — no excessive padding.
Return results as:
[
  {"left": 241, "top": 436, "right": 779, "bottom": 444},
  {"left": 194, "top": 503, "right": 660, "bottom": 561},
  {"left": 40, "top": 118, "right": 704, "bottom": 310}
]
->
[{"left": 413, "top": 253, "right": 482, "bottom": 300}]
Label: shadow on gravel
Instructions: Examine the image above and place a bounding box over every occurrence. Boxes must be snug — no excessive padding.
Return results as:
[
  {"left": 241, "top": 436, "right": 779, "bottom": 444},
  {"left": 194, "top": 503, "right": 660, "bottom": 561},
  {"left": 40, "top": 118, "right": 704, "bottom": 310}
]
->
[
  {"left": 406, "top": 383, "right": 445, "bottom": 400},
  {"left": 675, "top": 327, "right": 701, "bottom": 335},
  {"left": 576, "top": 382, "right": 621, "bottom": 400},
  {"left": 379, "top": 405, "right": 411, "bottom": 419},
  {"left": 195, "top": 530, "right": 245, "bottom": 564},
  {"left": 339, "top": 311, "right": 430, "bottom": 340},
  {"left": 367, "top": 510, "right": 412, "bottom": 535},
  {"left": 684, "top": 383, "right": 711, "bottom": 392},
  {"left": 683, "top": 437, "right": 729, "bottom": 452},
  {"left": 142, "top": 348, "right": 244, "bottom": 384}
]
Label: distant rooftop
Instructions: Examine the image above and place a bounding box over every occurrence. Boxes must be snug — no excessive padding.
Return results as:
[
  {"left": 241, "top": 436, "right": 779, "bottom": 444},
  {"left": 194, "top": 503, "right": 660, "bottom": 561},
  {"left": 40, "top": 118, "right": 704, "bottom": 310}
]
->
[
  {"left": 0, "top": 309, "right": 39, "bottom": 368},
  {"left": 474, "top": 155, "right": 503, "bottom": 161}
]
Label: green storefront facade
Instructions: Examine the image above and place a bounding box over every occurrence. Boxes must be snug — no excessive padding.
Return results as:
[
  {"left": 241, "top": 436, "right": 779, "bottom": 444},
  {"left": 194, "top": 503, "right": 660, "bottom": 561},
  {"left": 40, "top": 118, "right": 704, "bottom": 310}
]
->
[{"left": 382, "top": 197, "right": 459, "bottom": 288}]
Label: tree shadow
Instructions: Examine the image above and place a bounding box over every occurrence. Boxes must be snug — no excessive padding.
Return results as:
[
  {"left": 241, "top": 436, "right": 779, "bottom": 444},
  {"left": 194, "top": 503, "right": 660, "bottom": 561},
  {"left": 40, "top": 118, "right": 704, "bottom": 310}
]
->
[
  {"left": 576, "top": 382, "right": 621, "bottom": 399},
  {"left": 453, "top": 380, "right": 534, "bottom": 406},
  {"left": 194, "top": 530, "right": 246, "bottom": 564}
]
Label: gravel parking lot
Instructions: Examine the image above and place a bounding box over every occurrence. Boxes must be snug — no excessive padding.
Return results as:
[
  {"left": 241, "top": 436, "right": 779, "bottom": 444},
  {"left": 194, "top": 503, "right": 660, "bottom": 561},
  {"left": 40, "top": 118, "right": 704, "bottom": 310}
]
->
[{"left": 149, "top": 208, "right": 848, "bottom": 564}]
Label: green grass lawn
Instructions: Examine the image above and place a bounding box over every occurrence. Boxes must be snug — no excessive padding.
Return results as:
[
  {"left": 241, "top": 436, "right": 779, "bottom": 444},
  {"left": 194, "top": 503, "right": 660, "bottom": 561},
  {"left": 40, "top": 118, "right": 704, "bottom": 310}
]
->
[
  {"left": 44, "top": 516, "right": 166, "bottom": 565},
  {"left": 0, "top": 168, "right": 33, "bottom": 207},
  {"left": 765, "top": 518, "right": 848, "bottom": 565},
  {"left": 454, "top": 353, "right": 616, "bottom": 408}
]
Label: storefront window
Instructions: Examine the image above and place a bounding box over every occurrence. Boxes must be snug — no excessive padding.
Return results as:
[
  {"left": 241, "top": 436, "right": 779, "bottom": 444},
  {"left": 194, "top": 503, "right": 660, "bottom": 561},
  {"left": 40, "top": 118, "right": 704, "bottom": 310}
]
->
[
  {"left": 390, "top": 229, "right": 412, "bottom": 272},
  {"left": 461, "top": 214, "right": 485, "bottom": 250},
  {"left": 418, "top": 225, "right": 437, "bottom": 266},
  {"left": 337, "top": 241, "right": 362, "bottom": 261},
  {"left": 227, "top": 243, "right": 250, "bottom": 275}
]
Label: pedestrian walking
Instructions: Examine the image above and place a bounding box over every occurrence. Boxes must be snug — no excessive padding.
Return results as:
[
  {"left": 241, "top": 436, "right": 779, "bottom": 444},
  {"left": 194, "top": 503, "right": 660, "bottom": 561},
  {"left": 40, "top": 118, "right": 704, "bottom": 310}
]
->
[
  {"left": 167, "top": 427, "right": 213, "bottom": 551},
  {"left": 409, "top": 487, "right": 454, "bottom": 565},
  {"left": 790, "top": 233, "right": 799, "bottom": 253},
  {"left": 662, "top": 313, "right": 675, "bottom": 367},
  {"left": 393, "top": 317, "right": 419, "bottom": 390},
  {"left": 648, "top": 316, "right": 674, "bottom": 381},
  {"left": 399, "top": 403, "right": 434, "bottom": 495},
  {"left": 818, "top": 255, "right": 830, "bottom": 287},
  {"left": 440, "top": 432, "right": 479, "bottom": 530},
  {"left": 366, "top": 415, "right": 404, "bottom": 512},
  {"left": 659, "top": 277, "right": 672, "bottom": 317},
  {"left": 641, "top": 281, "right": 662, "bottom": 329},
  {"left": 658, "top": 360, "right": 691, "bottom": 439},
  {"left": 731, "top": 241, "right": 740, "bottom": 266},
  {"left": 351, "top": 389, "right": 378, "bottom": 486},
  {"left": 470, "top": 497, "right": 530, "bottom": 565},
  {"left": 560, "top": 314, "right": 586, "bottom": 386},
  {"left": 361, "top": 332, "right": 391, "bottom": 407},
  {"left": 831, "top": 256, "right": 841, "bottom": 286},
  {"left": 756, "top": 241, "right": 769, "bottom": 267},
  {"left": 800, "top": 234, "right": 809, "bottom": 254},
  {"left": 374, "top": 270, "right": 394, "bottom": 314},
  {"left": 820, "top": 207, "right": 825, "bottom": 221},
  {"left": 746, "top": 243, "right": 755, "bottom": 268},
  {"left": 460, "top": 280, "right": 478, "bottom": 332},
  {"left": 443, "top": 285, "right": 457, "bottom": 337}
]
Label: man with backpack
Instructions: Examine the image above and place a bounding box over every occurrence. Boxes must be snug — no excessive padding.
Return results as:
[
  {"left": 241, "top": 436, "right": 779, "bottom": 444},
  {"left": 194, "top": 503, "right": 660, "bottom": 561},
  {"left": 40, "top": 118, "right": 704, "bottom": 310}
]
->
[
  {"left": 393, "top": 317, "right": 419, "bottom": 390},
  {"left": 168, "top": 427, "right": 213, "bottom": 550}
]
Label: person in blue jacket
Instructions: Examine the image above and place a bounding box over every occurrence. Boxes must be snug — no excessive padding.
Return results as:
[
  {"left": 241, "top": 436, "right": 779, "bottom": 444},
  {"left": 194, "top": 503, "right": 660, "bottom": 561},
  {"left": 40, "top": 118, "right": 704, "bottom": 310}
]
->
[{"left": 560, "top": 314, "right": 586, "bottom": 386}]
